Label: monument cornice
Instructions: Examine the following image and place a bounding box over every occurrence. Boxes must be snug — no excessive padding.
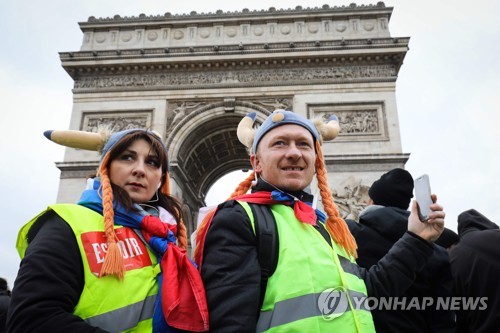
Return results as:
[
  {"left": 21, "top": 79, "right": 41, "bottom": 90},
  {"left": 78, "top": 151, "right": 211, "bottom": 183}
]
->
[
  {"left": 322, "top": 153, "right": 410, "bottom": 172},
  {"left": 323, "top": 153, "right": 410, "bottom": 164},
  {"left": 61, "top": 38, "right": 409, "bottom": 84},
  {"left": 55, "top": 161, "right": 99, "bottom": 179},
  {"left": 80, "top": 2, "right": 391, "bottom": 27},
  {"left": 61, "top": 37, "right": 408, "bottom": 63},
  {"left": 61, "top": 37, "right": 406, "bottom": 92},
  {"left": 73, "top": 3, "right": 395, "bottom": 55}
]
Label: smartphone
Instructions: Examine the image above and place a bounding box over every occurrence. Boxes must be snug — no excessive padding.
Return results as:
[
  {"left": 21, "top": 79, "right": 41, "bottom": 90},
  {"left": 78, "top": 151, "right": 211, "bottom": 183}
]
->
[{"left": 414, "top": 174, "right": 433, "bottom": 222}]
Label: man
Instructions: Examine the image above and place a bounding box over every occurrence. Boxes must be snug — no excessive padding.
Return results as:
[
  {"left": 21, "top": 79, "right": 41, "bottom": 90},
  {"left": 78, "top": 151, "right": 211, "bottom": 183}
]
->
[
  {"left": 346, "top": 168, "right": 456, "bottom": 332},
  {"left": 196, "top": 110, "right": 445, "bottom": 332},
  {"left": 450, "top": 209, "right": 500, "bottom": 333}
]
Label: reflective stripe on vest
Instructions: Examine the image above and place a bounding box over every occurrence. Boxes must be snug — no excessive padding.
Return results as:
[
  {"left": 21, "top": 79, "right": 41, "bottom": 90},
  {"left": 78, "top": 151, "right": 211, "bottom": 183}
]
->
[
  {"left": 18, "top": 204, "right": 158, "bottom": 333},
  {"left": 86, "top": 294, "right": 156, "bottom": 331},
  {"left": 339, "top": 255, "right": 363, "bottom": 279},
  {"left": 256, "top": 289, "right": 369, "bottom": 332},
  {"left": 238, "top": 201, "right": 375, "bottom": 333}
]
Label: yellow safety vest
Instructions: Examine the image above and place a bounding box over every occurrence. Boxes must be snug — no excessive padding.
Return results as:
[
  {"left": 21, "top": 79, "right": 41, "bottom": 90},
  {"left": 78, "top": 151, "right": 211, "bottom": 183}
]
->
[
  {"left": 238, "top": 201, "right": 375, "bottom": 333},
  {"left": 17, "top": 204, "right": 159, "bottom": 333}
]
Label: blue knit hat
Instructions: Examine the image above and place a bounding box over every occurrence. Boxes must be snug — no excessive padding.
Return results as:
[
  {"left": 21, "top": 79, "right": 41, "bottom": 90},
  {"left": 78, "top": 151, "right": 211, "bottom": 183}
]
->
[
  {"left": 252, "top": 110, "right": 321, "bottom": 153},
  {"left": 101, "top": 129, "right": 166, "bottom": 161},
  {"left": 44, "top": 128, "right": 167, "bottom": 163}
]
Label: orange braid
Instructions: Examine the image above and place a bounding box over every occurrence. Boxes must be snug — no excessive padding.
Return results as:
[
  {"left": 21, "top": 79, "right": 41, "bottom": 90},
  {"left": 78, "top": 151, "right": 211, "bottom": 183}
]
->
[
  {"left": 177, "top": 219, "right": 188, "bottom": 250},
  {"left": 315, "top": 141, "right": 358, "bottom": 258},
  {"left": 162, "top": 172, "right": 171, "bottom": 195},
  {"left": 193, "top": 208, "right": 217, "bottom": 266},
  {"left": 97, "top": 154, "right": 125, "bottom": 279},
  {"left": 193, "top": 171, "right": 255, "bottom": 265},
  {"left": 228, "top": 171, "right": 255, "bottom": 198}
]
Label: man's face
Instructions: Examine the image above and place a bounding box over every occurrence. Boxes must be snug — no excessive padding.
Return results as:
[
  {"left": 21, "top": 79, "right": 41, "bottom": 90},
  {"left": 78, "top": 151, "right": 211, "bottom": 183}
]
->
[{"left": 251, "top": 124, "right": 316, "bottom": 192}]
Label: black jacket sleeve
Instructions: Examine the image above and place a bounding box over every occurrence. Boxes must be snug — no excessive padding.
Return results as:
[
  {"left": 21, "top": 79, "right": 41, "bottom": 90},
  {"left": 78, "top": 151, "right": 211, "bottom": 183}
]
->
[
  {"left": 361, "top": 232, "right": 435, "bottom": 298},
  {"left": 425, "top": 247, "right": 456, "bottom": 333},
  {"left": 200, "top": 201, "right": 261, "bottom": 333},
  {"left": 6, "top": 210, "right": 108, "bottom": 333}
]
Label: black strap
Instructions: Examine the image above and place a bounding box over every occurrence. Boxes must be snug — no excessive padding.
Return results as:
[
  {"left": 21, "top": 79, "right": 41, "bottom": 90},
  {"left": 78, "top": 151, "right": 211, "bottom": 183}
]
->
[{"left": 249, "top": 203, "right": 279, "bottom": 311}]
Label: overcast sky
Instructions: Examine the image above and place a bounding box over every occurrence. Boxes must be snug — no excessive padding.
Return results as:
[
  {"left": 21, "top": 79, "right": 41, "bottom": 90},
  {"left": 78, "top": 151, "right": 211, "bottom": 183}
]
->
[{"left": 1, "top": 0, "right": 499, "bottom": 286}]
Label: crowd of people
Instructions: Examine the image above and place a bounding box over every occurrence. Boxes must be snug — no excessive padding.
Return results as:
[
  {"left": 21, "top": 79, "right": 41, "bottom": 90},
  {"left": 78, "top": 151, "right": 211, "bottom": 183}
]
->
[{"left": 1, "top": 110, "right": 498, "bottom": 333}]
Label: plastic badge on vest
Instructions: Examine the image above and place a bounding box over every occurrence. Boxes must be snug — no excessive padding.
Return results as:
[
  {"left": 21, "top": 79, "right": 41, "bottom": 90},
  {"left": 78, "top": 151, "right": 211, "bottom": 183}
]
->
[{"left": 81, "top": 228, "right": 152, "bottom": 276}]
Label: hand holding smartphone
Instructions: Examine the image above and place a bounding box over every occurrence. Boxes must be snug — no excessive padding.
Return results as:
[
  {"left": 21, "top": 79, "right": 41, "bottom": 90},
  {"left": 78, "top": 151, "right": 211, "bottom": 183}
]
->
[{"left": 414, "top": 174, "right": 433, "bottom": 222}]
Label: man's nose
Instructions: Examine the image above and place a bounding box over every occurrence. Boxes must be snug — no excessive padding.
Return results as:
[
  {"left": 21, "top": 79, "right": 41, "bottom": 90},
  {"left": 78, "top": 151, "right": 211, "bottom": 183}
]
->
[{"left": 286, "top": 143, "right": 301, "bottom": 159}]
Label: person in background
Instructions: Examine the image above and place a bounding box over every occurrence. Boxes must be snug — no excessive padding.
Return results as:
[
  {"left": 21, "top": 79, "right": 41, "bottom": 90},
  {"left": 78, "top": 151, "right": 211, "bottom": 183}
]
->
[
  {"left": 450, "top": 209, "right": 500, "bottom": 333},
  {"left": 346, "top": 168, "right": 456, "bottom": 333},
  {"left": 7, "top": 128, "right": 207, "bottom": 333},
  {"left": 194, "top": 110, "right": 446, "bottom": 332},
  {"left": 0, "top": 278, "right": 11, "bottom": 333}
]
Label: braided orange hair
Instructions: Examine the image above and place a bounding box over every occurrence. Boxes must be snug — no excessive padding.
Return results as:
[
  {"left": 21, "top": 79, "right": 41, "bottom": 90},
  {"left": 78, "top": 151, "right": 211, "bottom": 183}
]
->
[
  {"left": 315, "top": 140, "right": 357, "bottom": 258},
  {"left": 193, "top": 171, "right": 255, "bottom": 265},
  {"left": 97, "top": 153, "right": 125, "bottom": 279}
]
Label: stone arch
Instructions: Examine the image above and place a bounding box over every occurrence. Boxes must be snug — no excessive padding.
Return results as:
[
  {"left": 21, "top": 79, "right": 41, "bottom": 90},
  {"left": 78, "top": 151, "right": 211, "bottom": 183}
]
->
[{"left": 166, "top": 102, "right": 271, "bottom": 232}]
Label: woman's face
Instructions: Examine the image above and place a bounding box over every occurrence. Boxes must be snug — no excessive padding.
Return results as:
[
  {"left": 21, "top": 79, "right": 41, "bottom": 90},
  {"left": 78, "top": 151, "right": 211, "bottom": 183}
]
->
[{"left": 109, "top": 138, "right": 162, "bottom": 203}]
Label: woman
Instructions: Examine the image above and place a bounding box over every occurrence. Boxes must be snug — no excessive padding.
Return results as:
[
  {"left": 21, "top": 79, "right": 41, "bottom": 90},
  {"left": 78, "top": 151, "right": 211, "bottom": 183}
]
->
[{"left": 7, "top": 129, "right": 208, "bottom": 333}]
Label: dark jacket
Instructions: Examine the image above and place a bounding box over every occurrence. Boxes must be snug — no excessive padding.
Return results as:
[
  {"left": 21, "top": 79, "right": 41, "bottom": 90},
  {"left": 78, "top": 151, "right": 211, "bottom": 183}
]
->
[
  {"left": 347, "top": 205, "right": 456, "bottom": 333},
  {"left": 201, "top": 182, "right": 435, "bottom": 332},
  {"left": 6, "top": 210, "right": 108, "bottom": 333},
  {"left": 450, "top": 209, "right": 500, "bottom": 333},
  {"left": 0, "top": 290, "right": 10, "bottom": 333}
]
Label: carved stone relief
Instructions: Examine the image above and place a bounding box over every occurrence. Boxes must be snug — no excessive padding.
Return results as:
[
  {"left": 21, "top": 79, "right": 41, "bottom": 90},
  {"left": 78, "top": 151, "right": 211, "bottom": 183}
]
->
[
  {"left": 224, "top": 98, "right": 236, "bottom": 111},
  {"left": 379, "top": 17, "right": 388, "bottom": 30},
  {"left": 81, "top": 111, "right": 152, "bottom": 133},
  {"left": 226, "top": 27, "right": 237, "bottom": 37},
  {"left": 167, "top": 102, "right": 207, "bottom": 132},
  {"left": 165, "top": 98, "right": 288, "bottom": 134},
  {"left": 95, "top": 32, "right": 107, "bottom": 43},
  {"left": 121, "top": 32, "right": 133, "bottom": 42},
  {"left": 336, "top": 110, "right": 379, "bottom": 134},
  {"left": 253, "top": 26, "right": 264, "bottom": 36},
  {"left": 309, "top": 102, "right": 386, "bottom": 140},
  {"left": 147, "top": 31, "right": 158, "bottom": 41},
  {"left": 74, "top": 65, "right": 396, "bottom": 90},
  {"left": 253, "top": 98, "right": 293, "bottom": 112},
  {"left": 215, "top": 26, "right": 222, "bottom": 37},
  {"left": 296, "top": 22, "right": 304, "bottom": 34},
  {"left": 335, "top": 21, "right": 347, "bottom": 32},
  {"left": 332, "top": 175, "right": 370, "bottom": 220},
  {"left": 308, "top": 23, "right": 319, "bottom": 33}
]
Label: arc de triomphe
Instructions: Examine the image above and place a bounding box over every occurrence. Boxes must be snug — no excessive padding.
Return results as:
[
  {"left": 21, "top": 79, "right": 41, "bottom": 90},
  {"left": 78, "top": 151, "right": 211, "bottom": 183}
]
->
[{"left": 55, "top": 2, "right": 410, "bottom": 237}]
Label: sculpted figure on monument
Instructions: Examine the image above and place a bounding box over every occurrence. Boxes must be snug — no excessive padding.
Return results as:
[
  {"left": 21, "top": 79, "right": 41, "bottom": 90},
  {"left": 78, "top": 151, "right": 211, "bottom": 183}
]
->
[
  {"left": 255, "top": 98, "right": 292, "bottom": 111},
  {"left": 170, "top": 102, "right": 204, "bottom": 127},
  {"left": 332, "top": 176, "right": 370, "bottom": 220},
  {"left": 335, "top": 111, "right": 379, "bottom": 134},
  {"left": 86, "top": 117, "right": 148, "bottom": 133}
]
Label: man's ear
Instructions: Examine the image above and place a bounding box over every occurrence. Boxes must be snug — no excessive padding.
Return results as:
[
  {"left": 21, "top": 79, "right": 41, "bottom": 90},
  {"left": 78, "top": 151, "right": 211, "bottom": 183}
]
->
[{"left": 250, "top": 154, "right": 261, "bottom": 173}]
